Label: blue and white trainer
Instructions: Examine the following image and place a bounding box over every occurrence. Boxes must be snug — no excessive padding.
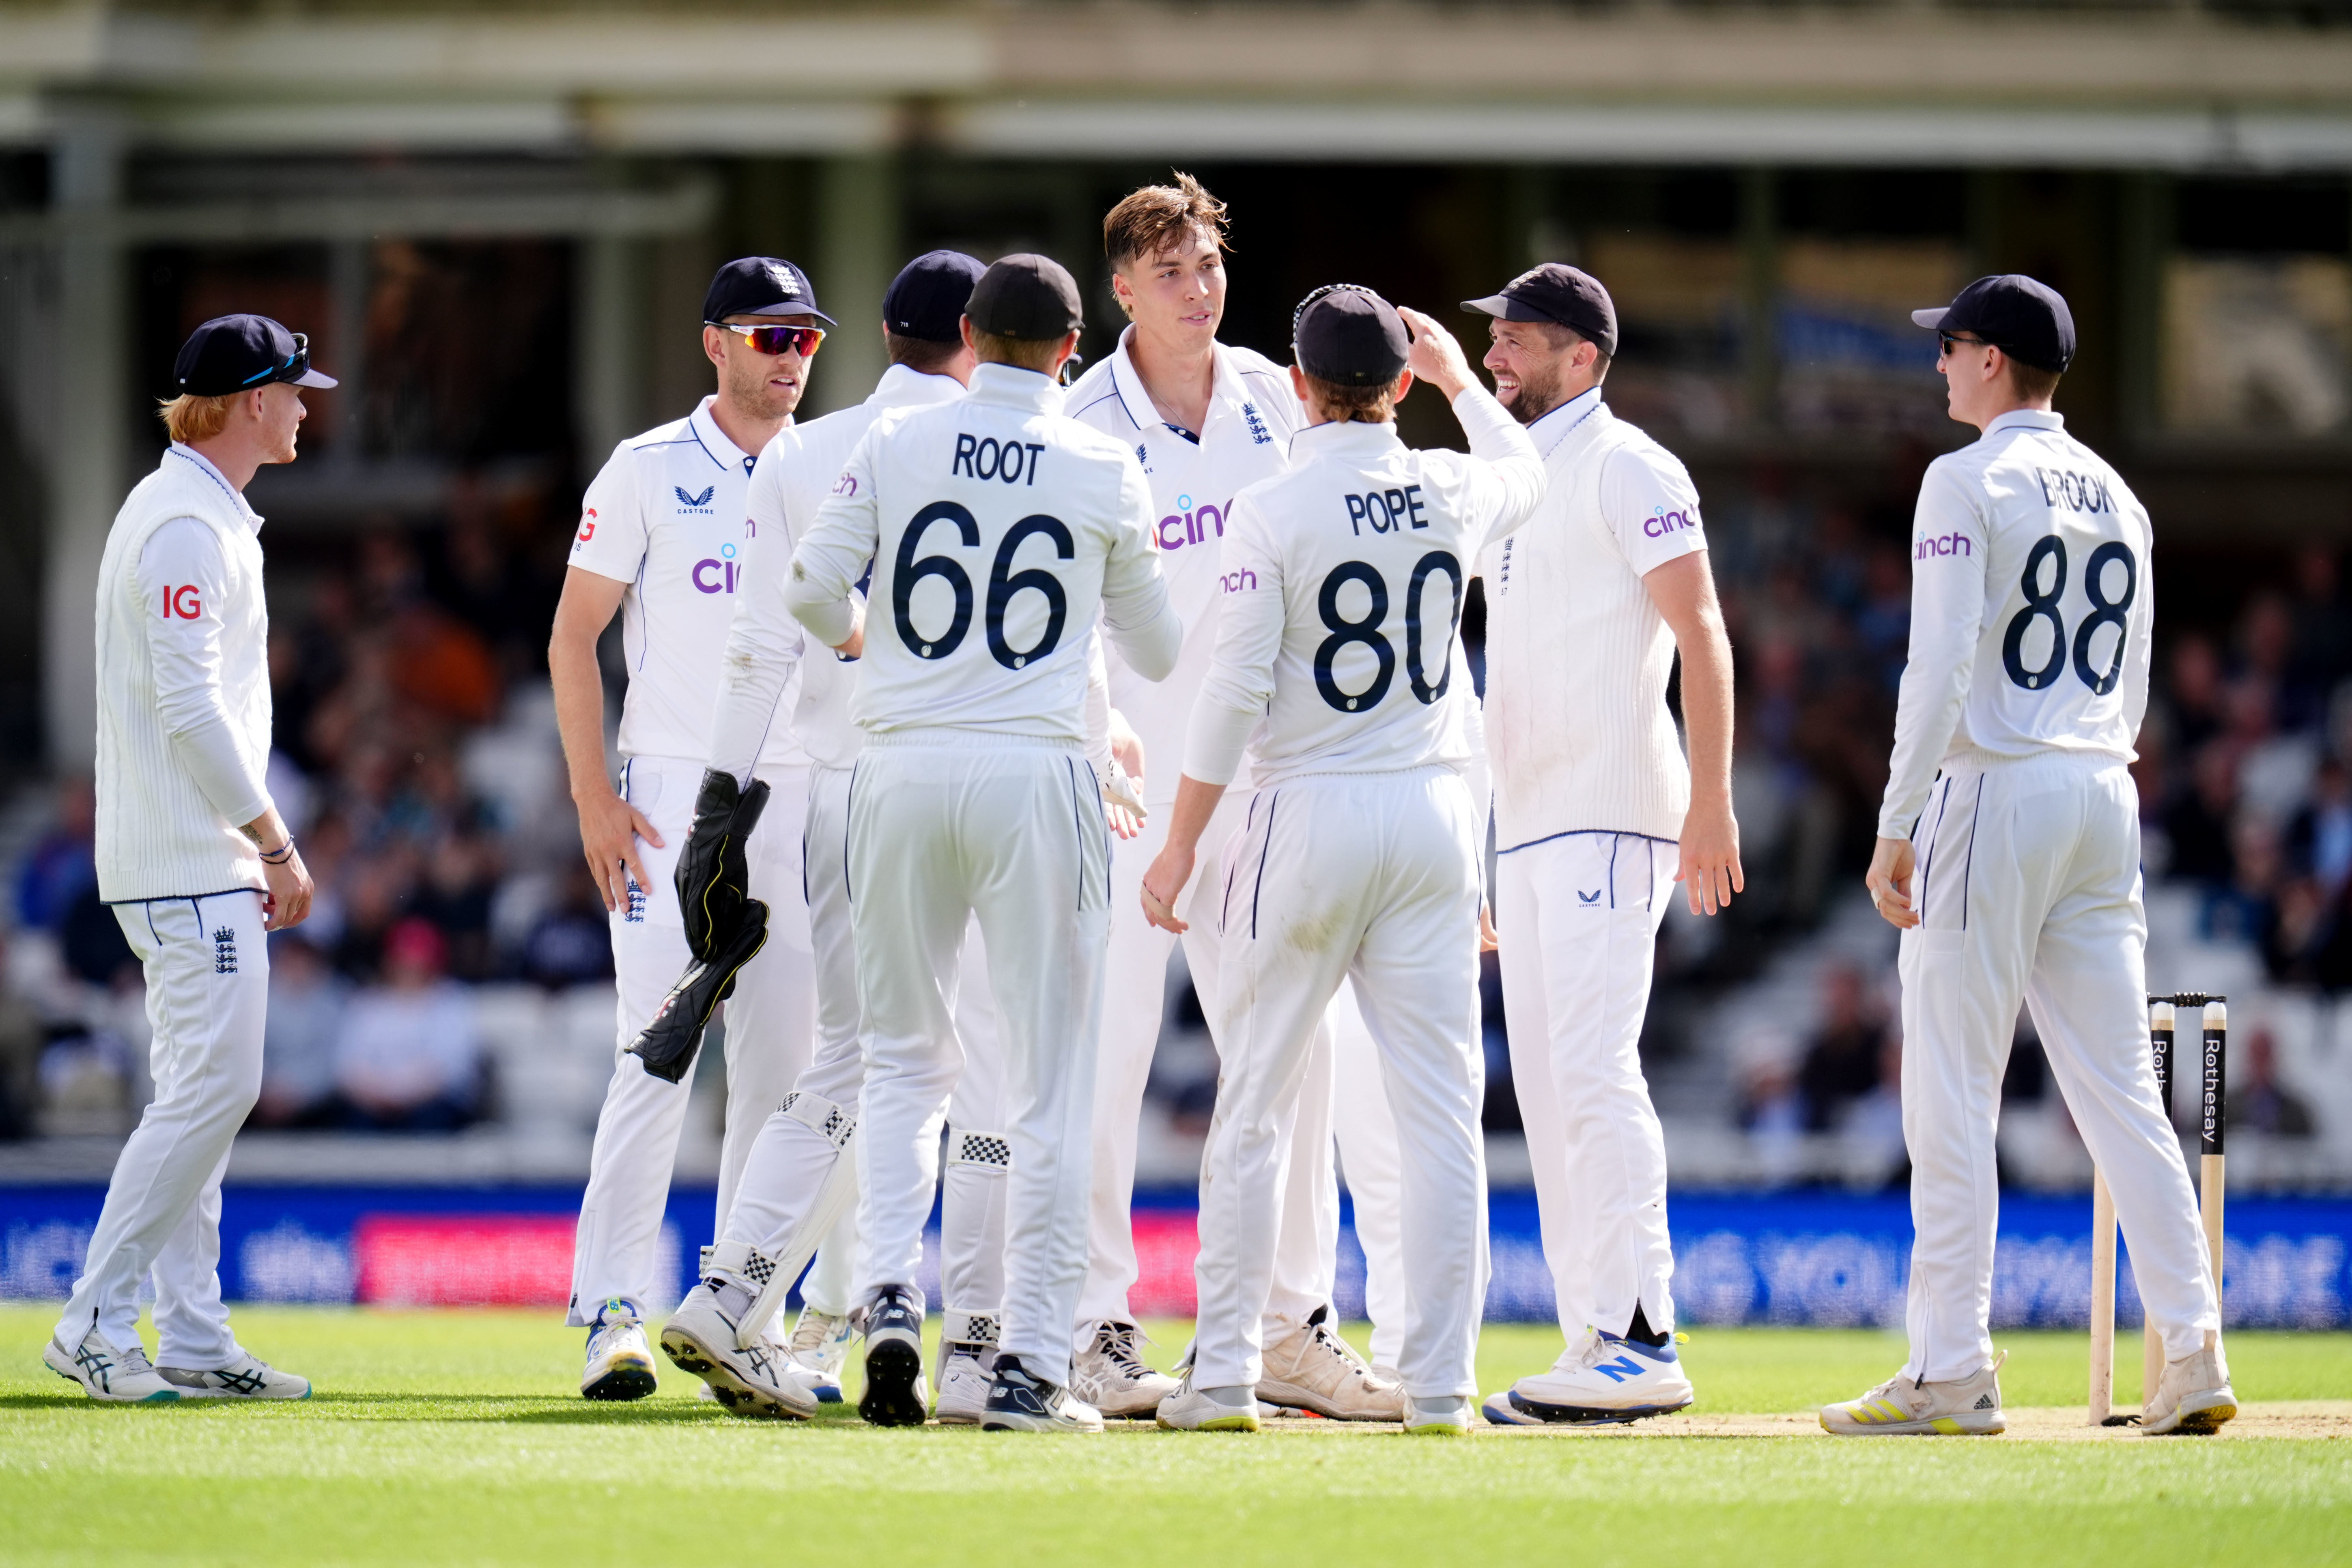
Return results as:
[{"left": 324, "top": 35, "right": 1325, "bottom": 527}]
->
[
  {"left": 43, "top": 1327, "right": 178, "bottom": 1403},
  {"left": 857, "top": 1284, "right": 929, "bottom": 1427},
  {"left": 980, "top": 1354, "right": 1104, "bottom": 1433},
  {"left": 1482, "top": 1327, "right": 1695, "bottom": 1427},
  {"left": 158, "top": 1351, "right": 311, "bottom": 1400},
  {"left": 581, "top": 1299, "right": 659, "bottom": 1401},
  {"left": 788, "top": 1307, "right": 856, "bottom": 1404}
]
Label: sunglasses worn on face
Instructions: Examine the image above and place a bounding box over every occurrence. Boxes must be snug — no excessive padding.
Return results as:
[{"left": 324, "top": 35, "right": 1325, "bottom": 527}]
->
[
  {"left": 1939, "top": 332, "right": 1995, "bottom": 356},
  {"left": 712, "top": 322, "right": 826, "bottom": 357}
]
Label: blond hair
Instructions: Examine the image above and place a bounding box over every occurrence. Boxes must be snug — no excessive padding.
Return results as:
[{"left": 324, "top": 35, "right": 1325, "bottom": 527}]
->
[
  {"left": 1300, "top": 371, "right": 1399, "bottom": 426},
  {"left": 158, "top": 393, "right": 237, "bottom": 445},
  {"left": 1104, "top": 172, "right": 1229, "bottom": 269}
]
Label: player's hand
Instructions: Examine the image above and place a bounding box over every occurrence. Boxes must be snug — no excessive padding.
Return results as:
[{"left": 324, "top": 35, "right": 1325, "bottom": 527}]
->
[
  {"left": 259, "top": 847, "right": 314, "bottom": 932},
  {"left": 1110, "top": 708, "right": 1146, "bottom": 798},
  {"left": 1675, "top": 796, "right": 1745, "bottom": 916},
  {"left": 1397, "top": 307, "right": 1475, "bottom": 401},
  {"left": 1478, "top": 901, "right": 1499, "bottom": 953},
  {"left": 1141, "top": 844, "right": 1194, "bottom": 933},
  {"left": 1866, "top": 836, "right": 1919, "bottom": 929},
  {"left": 578, "top": 786, "right": 663, "bottom": 913},
  {"left": 1102, "top": 758, "right": 1148, "bottom": 841}
]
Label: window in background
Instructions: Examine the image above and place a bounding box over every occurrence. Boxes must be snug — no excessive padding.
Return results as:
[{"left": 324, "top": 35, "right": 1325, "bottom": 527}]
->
[
  {"left": 1777, "top": 237, "right": 1966, "bottom": 439},
  {"left": 2163, "top": 256, "right": 2351, "bottom": 438}
]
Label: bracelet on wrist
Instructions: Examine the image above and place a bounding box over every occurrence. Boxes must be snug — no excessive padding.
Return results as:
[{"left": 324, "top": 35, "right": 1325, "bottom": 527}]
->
[{"left": 258, "top": 839, "right": 296, "bottom": 865}]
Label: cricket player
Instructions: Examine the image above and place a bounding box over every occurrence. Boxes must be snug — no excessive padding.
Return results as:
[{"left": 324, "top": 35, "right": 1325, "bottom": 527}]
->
[
  {"left": 1825, "top": 275, "right": 2234, "bottom": 1436},
  {"left": 786, "top": 254, "right": 1180, "bottom": 1432},
  {"left": 1144, "top": 288, "right": 1542, "bottom": 1435},
  {"left": 1462, "top": 265, "right": 1740, "bottom": 1428},
  {"left": 662, "top": 250, "right": 1026, "bottom": 1420},
  {"left": 1065, "top": 174, "right": 1405, "bottom": 1421},
  {"left": 551, "top": 258, "right": 830, "bottom": 1400},
  {"left": 46, "top": 314, "right": 331, "bottom": 1402}
]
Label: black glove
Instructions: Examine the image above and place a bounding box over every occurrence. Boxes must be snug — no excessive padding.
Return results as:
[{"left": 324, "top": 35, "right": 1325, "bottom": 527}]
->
[
  {"left": 676, "top": 769, "right": 770, "bottom": 961},
  {"left": 626, "top": 898, "right": 770, "bottom": 1084}
]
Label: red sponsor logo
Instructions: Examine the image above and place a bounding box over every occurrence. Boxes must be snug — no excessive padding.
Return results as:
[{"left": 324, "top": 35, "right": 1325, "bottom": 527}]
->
[
  {"left": 1127, "top": 1209, "right": 1201, "bottom": 1318},
  {"left": 162, "top": 585, "right": 202, "bottom": 619},
  {"left": 577, "top": 508, "right": 597, "bottom": 544},
  {"left": 353, "top": 1214, "right": 575, "bottom": 1306}
]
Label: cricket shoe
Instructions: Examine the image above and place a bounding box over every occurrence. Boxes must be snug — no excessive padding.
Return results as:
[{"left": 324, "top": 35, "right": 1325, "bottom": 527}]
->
[
  {"left": 980, "top": 1354, "right": 1104, "bottom": 1433},
  {"left": 581, "top": 1299, "right": 659, "bottom": 1401},
  {"left": 936, "top": 1343, "right": 1000, "bottom": 1425},
  {"left": 1155, "top": 1369, "right": 1260, "bottom": 1432},
  {"left": 1257, "top": 1306, "right": 1404, "bottom": 1421},
  {"left": 1820, "top": 1351, "right": 2006, "bottom": 1437},
  {"left": 1482, "top": 1328, "right": 1696, "bottom": 1427},
  {"left": 1405, "top": 1394, "right": 1474, "bottom": 1435},
  {"left": 788, "top": 1306, "right": 856, "bottom": 1404},
  {"left": 1070, "top": 1318, "right": 1179, "bottom": 1419},
  {"left": 857, "top": 1284, "right": 928, "bottom": 1426},
  {"left": 697, "top": 1315, "right": 803, "bottom": 1402},
  {"left": 43, "top": 1327, "right": 178, "bottom": 1403},
  {"left": 2142, "top": 1331, "right": 2236, "bottom": 1436},
  {"left": 660, "top": 1281, "right": 817, "bottom": 1420},
  {"left": 158, "top": 1352, "right": 311, "bottom": 1400}
]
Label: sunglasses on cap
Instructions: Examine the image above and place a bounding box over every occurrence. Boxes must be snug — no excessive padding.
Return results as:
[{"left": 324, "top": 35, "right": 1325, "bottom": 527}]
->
[
  {"left": 241, "top": 331, "right": 311, "bottom": 387},
  {"left": 710, "top": 322, "right": 826, "bottom": 358}
]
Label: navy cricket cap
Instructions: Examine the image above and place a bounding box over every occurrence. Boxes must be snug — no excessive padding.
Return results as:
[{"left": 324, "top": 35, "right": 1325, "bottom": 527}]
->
[
  {"left": 884, "top": 250, "right": 986, "bottom": 343},
  {"left": 1462, "top": 263, "right": 1618, "bottom": 359},
  {"left": 173, "top": 314, "right": 337, "bottom": 397},
  {"left": 967, "top": 254, "right": 1085, "bottom": 340},
  {"left": 1293, "top": 284, "right": 1409, "bottom": 387},
  {"left": 704, "top": 257, "right": 834, "bottom": 325},
  {"left": 1912, "top": 274, "right": 2075, "bottom": 373}
]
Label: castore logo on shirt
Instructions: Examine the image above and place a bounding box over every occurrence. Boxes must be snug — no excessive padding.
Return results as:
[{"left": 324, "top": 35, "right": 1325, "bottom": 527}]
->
[{"left": 674, "top": 486, "right": 716, "bottom": 514}]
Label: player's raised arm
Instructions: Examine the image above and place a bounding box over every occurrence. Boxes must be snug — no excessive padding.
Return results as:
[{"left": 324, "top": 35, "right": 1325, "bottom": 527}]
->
[
  {"left": 1399, "top": 305, "right": 1545, "bottom": 545},
  {"left": 785, "top": 423, "right": 885, "bottom": 653}
]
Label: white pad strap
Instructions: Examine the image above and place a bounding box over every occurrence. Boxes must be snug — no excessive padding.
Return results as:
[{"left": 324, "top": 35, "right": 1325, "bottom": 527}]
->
[
  {"left": 941, "top": 1308, "right": 1001, "bottom": 1348},
  {"left": 734, "top": 1097, "right": 860, "bottom": 1349},
  {"left": 947, "top": 1127, "right": 1011, "bottom": 1174}
]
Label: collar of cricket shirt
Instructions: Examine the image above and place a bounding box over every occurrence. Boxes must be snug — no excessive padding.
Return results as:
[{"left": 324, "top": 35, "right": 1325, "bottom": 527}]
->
[
  {"left": 1984, "top": 407, "right": 2066, "bottom": 438},
  {"left": 968, "top": 360, "right": 1063, "bottom": 410},
  {"left": 687, "top": 394, "right": 755, "bottom": 474},
  {"left": 168, "top": 443, "right": 265, "bottom": 533},
  {"left": 869, "top": 362, "right": 968, "bottom": 411},
  {"left": 1528, "top": 383, "right": 1608, "bottom": 463},
  {"left": 1292, "top": 417, "right": 1405, "bottom": 458}
]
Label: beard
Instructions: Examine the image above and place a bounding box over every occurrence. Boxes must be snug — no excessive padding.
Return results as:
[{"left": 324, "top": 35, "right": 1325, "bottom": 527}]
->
[
  {"left": 729, "top": 357, "right": 803, "bottom": 424},
  {"left": 1498, "top": 355, "right": 1569, "bottom": 427}
]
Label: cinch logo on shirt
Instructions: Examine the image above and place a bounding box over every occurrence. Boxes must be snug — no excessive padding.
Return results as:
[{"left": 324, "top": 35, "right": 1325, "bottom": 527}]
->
[
  {"left": 692, "top": 541, "right": 742, "bottom": 594},
  {"left": 1218, "top": 568, "right": 1258, "bottom": 593},
  {"left": 674, "top": 486, "right": 716, "bottom": 514},
  {"left": 160, "top": 585, "right": 202, "bottom": 619},
  {"left": 1915, "top": 531, "right": 1973, "bottom": 560},
  {"left": 1158, "top": 493, "right": 1231, "bottom": 552},
  {"left": 1643, "top": 506, "right": 1699, "bottom": 538},
  {"left": 2035, "top": 467, "right": 2117, "bottom": 514},
  {"left": 831, "top": 471, "right": 858, "bottom": 497}
]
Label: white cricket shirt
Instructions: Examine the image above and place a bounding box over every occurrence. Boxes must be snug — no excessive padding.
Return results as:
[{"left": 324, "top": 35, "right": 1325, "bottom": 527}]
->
[
  {"left": 1185, "top": 389, "right": 1543, "bottom": 789},
  {"left": 709, "top": 365, "right": 968, "bottom": 779},
  {"left": 94, "top": 445, "right": 276, "bottom": 902},
  {"left": 1477, "top": 387, "right": 1709, "bottom": 851},
  {"left": 569, "top": 396, "right": 781, "bottom": 768},
  {"left": 787, "top": 362, "right": 1181, "bottom": 744},
  {"left": 1877, "top": 409, "right": 2154, "bottom": 838},
  {"left": 1064, "top": 329, "right": 1300, "bottom": 802}
]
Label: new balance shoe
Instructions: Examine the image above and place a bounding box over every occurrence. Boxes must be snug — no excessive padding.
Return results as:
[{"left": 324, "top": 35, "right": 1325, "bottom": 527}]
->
[
  {"left": 1258, "top": 1306, "right": 1404, "bottom": 1421},
  {"left": 858, "top": 1284, "right": 928, "bottom": 1426},
  {"left": 43, "top": 1328, "right": 178, "bottom": 1403},
  {"left": 2141, "top": 1331, "right": 2236, "bottom": 1436},
  {"left": 1070, "top": 1318, "right": 1179, "bottom": 1418},
  {"left": 788, "top": 1307, "right": 856, "bottom": 1404},
  {"left": 660, "top": 1281, "right": 817, "bottom": 1420},
  {"left": 1482, "top": 1327, "right": 1696, "bottom": 1427},
  {"left": 581, "top": 1299, "right": 659, "bottom": 1401},
  {"left": 1405, "top": 1394, "right": 1473, "bottom": 1435},
  {"left": 980, "top": 1354, "right": 1104, "bottom": 1433},
  {"left": 935, "top": 1344, "right": 998, "bottom": 1425},
  {"left": 1820, "top": 1351, "right": 2006, "bottom": 1436},
  {"left": 1155, "top": 1369, "right": 1260, "bottom": 1432},
  {"left": 157, "top": 1352, "right": 310, "bottom": 1400}
]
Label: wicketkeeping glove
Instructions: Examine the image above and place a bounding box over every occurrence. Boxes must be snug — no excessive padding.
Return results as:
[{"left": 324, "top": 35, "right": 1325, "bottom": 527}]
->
[
  {"left": 626, "top": 899, "right": 770, "bottom": 1084},
  {"left": 676, "top": 768, "right": 770, "bottom": 962}
]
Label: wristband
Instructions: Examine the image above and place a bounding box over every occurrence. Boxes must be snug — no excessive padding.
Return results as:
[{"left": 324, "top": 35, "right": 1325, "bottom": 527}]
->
[{"left": 259, "top": 839, "right": 296, "bottom": 865}]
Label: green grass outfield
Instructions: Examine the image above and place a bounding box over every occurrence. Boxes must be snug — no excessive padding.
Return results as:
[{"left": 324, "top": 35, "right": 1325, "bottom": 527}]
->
[{"left": 2, "top": 1307, "right": 2347, "bottom": 1566}]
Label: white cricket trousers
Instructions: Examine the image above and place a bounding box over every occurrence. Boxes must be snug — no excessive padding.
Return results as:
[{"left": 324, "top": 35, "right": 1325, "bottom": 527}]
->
[
  {"left": 1194, "top": 767, "right": 1489, "bottom": 1399},
  {"left": 56, "top": 889, "right": 267, "bottom": 1365},
  {"left": 1086, "top": 799, "right": 1383, "bottom": 1343},
  {"left": 568, "top": 757, "right": 818, "bottom": 1326},
  {"left": 1900, "top": 751, "right": 2219, "bottom": 1381},
  {"left": 851, "top": 733, "right": 1110, "bottom": 1387}
]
